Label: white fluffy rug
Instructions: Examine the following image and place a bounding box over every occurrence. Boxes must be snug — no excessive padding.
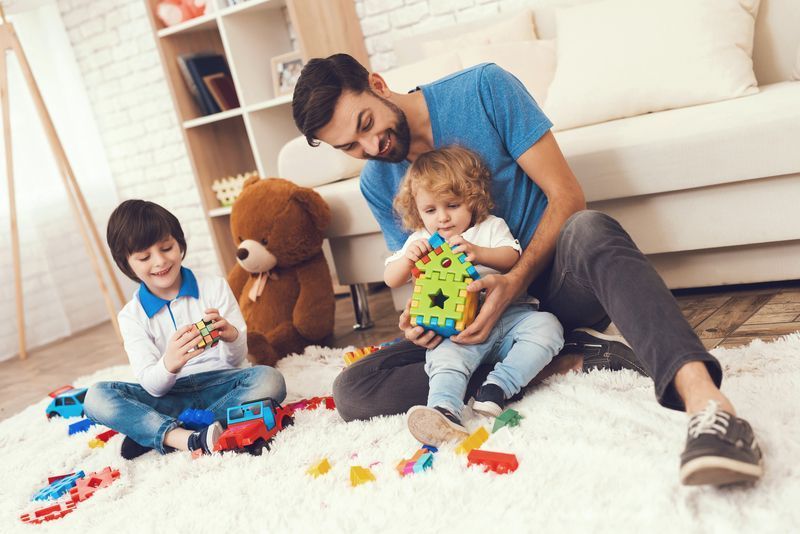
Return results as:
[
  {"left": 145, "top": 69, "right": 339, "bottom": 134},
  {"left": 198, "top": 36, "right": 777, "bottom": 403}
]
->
[{"left": 2, "top": 336, "right": 799, "bottom": 534}]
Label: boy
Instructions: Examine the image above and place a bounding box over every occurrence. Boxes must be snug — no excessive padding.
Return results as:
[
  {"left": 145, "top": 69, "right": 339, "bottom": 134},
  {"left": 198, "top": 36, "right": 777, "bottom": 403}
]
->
[{"left": 84, "top": 200, "right": 286, "bottom": 459}]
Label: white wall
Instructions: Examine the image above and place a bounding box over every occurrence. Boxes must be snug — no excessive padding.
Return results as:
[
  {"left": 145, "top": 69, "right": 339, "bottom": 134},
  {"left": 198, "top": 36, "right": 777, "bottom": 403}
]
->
[{"left": 356, "top": 0, "right": 537, "bottom": 71}]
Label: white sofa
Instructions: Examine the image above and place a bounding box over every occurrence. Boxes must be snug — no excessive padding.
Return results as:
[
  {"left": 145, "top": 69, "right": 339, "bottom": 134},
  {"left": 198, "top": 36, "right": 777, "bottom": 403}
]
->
[{"left": 278, "top": 0, "right": 800, "bottom": 324}]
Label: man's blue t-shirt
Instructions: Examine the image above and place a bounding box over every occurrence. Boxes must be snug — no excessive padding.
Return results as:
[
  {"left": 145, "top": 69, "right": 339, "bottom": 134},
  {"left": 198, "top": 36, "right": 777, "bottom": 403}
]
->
[{"left": 360, "top": 63, "right": 553, "bottom": 252}]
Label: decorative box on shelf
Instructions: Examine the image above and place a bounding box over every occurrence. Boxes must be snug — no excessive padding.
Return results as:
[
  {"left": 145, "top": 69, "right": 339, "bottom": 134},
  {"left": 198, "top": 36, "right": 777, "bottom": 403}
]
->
[{"left": 211, "top": 171, "right": 257, "bottom": 208}]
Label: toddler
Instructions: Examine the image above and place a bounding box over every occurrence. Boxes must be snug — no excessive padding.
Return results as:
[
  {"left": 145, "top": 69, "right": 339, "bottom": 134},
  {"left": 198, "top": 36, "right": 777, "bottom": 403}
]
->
[
  {"left": 385, "top": 146, "right": 564, "bottom": 446},
  {"left": 83, "top": 200, "right": 286, "bottom": 459}
]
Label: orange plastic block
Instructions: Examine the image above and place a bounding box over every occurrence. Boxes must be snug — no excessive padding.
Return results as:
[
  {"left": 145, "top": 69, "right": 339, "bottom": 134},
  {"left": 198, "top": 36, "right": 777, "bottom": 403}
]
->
[
  {"left": 350, "top": 465, "right": 376, "bottom": 487},
  {"left": 467, "top": 449, "right": 519, "bottom": 474},
  {"left": 343, "top": 345, "right": 379, "bottom": 366},
  {"left": 20, "top": 501, "right": 77, "bottom": 524},
  {"left": 455, "top": 426, "right": 489, "bottom": 455}
]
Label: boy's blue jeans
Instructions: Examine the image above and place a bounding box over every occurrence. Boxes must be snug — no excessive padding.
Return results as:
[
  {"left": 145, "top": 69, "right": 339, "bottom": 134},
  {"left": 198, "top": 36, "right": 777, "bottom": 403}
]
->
[
  {"left": 425, "top": 304, "right": 564, "bottom": 417},
  {"left": 83, "top": 366, "right": 286, "bottom": 454}
]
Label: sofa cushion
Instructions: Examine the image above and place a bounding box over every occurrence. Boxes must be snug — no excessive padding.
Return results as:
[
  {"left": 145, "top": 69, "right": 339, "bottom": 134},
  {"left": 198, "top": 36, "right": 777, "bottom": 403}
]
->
[
  {"left": 419, "top": 10, "right": 537, "bottom": 59},
  {"left": 544, "top": 0, "right": 761, "bottom": 130},
  {"left": 458, "top": 40, "right": 556, "bottom": 104},
  {"left": 277, "top": 135, "right": 365, "bottom": 189},
  {"left": 556, "top": 81, "right": 800, "bottom": 202},
  {"left": 382, "top": 53, "right": 462, "bottom": 94}
]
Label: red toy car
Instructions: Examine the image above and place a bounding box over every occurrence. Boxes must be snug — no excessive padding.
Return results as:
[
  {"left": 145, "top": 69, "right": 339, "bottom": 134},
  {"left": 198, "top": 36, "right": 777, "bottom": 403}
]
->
[{"left": 213, "top": 398, "right": 293, "bottom": 456}]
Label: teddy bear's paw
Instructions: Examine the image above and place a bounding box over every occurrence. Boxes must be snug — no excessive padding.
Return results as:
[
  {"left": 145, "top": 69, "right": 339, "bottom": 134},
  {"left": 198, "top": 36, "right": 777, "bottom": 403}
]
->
[{"left": 246, "top": 331, "right": 281, "bottom": 367}]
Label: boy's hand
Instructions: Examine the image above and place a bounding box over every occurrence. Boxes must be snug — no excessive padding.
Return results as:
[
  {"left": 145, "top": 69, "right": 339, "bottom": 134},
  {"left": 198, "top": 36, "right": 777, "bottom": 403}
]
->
[
  {"left": 203, "top": 308, "right": 239, "bottom": 343},
  {"left": 163, "top": 324, "right": 205, "bottom": 373},
  {"left": 405, "top": 239, "right": 432, "bottom": 263},
  {"left": 449, "top": 235, "right": 481, "bottom": 264}
]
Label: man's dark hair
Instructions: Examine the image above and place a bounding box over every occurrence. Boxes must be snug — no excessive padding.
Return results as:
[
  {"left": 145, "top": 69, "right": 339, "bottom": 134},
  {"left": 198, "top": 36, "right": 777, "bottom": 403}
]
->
[
  {"left": 106, "top": 199, "right": 187, "bottom": 282},
  {"left": 292, "top": 53, "right": 370, "bottom": 147}
]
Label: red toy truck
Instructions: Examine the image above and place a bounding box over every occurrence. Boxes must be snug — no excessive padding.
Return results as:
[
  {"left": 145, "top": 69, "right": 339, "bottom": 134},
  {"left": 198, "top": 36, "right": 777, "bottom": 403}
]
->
[{"left": 213, "top": 398, "right": 293, "bottom": 455}]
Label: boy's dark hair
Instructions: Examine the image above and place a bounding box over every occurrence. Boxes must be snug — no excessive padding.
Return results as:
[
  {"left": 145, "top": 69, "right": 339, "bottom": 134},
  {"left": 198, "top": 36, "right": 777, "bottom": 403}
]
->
[
  {"left": 106, "top": 200, "right": 186, "bottom": 282},
  {"left": 292, "top": 53, "right": 370, "bottom": 147}
]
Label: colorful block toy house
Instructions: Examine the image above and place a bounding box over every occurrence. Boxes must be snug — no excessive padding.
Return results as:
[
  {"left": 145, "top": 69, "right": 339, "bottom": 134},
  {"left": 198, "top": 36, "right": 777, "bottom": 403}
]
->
[
  {"left": 194, "top": 319, "right": 221, "bottom": 350},
  {"left": 410, "top": 233, "right": 481, "bottom": 338}
]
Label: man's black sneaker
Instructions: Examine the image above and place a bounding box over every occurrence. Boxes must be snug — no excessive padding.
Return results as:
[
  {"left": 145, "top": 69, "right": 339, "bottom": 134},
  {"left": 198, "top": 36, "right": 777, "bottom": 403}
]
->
[
  {"left": 187, "top": 421, "right": 223, "bottom": 455},
  {"left": 407, "top": 405, "right": 469, "bottom": 447},
  {"left": 472, "top": 383, "right": 506, "bottom": 418},
  {"left": 120, "top": 436, "right": 154, "bottom": 460},
  {"left": 680, "top": 401, "right": 763, "bottom": 486},
  {"left": 563, "top": 327, "right": 648, "bottom": 376}
]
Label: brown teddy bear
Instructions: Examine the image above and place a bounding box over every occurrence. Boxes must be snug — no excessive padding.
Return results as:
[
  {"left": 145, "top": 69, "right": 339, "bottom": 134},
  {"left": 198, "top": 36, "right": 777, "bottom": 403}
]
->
[{"left": 227, "top": 177, "right": 335, "bottom": 367}]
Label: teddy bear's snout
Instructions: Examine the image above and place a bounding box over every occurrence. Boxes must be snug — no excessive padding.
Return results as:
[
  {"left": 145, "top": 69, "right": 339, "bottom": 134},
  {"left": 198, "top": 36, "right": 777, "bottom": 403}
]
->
[{"left": 236, "top": 239, "right": 278, "bottom": 274}]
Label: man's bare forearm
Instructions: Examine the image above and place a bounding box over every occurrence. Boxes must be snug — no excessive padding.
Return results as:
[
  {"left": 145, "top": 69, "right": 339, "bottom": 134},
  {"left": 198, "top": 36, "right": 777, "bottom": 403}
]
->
[{"left": 509, "top": 195, "right": 586, "bottom": 290}]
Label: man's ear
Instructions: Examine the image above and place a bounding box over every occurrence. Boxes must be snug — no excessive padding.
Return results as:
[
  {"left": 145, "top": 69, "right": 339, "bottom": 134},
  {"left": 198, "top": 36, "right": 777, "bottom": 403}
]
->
[{"left": 368, "top": 72, "right": 391, "bottom": 97}]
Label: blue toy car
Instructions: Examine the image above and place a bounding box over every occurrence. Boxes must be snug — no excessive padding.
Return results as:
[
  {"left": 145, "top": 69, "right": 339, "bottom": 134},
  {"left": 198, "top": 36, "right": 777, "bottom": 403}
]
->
[{"left": 45, "top": 386, "right": 88, "bottom": 419}]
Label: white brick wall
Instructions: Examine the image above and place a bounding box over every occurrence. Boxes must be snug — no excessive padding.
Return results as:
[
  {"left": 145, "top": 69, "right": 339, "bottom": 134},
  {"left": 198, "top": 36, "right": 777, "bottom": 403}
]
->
[
  {"left": 54, "top": 0, "right": 220, "bottom": 279},
  {"left": 356, "top": 0, "right": 539, "bottom": 71}
]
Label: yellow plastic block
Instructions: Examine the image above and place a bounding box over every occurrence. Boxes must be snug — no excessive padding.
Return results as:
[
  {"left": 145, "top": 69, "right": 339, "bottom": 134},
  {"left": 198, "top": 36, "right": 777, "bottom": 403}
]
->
[
  {"left": 88, "top": 438, "right": 105, "bottom": 449},
  {"left": 350, "top": 465, "right": 376, "bottom": 487},
  {"left": 306, "top": 458, "right": 331, "bottom": 478},
  {"left": 455, "top": 427, "right": 489, "bottom": 455}
]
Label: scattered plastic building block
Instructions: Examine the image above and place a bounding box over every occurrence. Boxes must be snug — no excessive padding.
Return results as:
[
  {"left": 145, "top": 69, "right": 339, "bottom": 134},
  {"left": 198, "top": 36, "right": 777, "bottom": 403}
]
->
[
  {"left": 467, "top": 449, "right": 519, "bottom": 474},
  {"left": 410, "top": 232, "right": 481, "bottom": 338},
  {"left": 68, "top": 467, "right": 121, "bottom": 503},
  {"left": 396, "top": 447, "right": 437, "bottom": 477},
  {"left": 45, "top": 386, "right": 88, "bottom": 419},
  {"left": 492, "top": 408, "right": 523, "bottom": 433},
  {"left": 20, "top": 501, "right": 77, "bottom": 524},
  {"left": 89, "top": 428, "right": 119, "bottom": 448},
  {"left": 343, "top": 345, "right": 379, "bottom": 365},
  {"left": 350, "top": 465, "right": 376, "bottom": 487},
  {"left": 178, "top": 408, "right": 216, "bottom": 430},
  {"left": 421, "top": 444, "right": 438, "bottom": 453},
  {"left": 193, "top": 319, "right": 221, "bottom": 350},
  {"left": 68, "top": 418, "right": 96, "bottom": 435},
  {"left": 32, "top": 471, "right": 85, "bottom": 501},
  {"left": 47, "top": 473, "right": 73, "bottom": 485},
  {"left": 285, "top": 396, "right": 336, "bottom": 415},
  {"left": 455, "top": 426, "right": 489, "bottom": 455},
  {"left": 306, "top": 459, "right": 331, "bottom": 478},
  {"left": 413, "top": 452, "right": 434, "bottom": 473}
]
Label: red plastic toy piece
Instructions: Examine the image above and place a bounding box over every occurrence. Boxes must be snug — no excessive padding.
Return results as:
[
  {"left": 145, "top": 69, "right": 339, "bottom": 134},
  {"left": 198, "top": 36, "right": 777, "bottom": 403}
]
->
[
  {"left": 47, "top": 473, "right": 74, "bottom": 484},
  {"left": 20, "top": 501, "right": 77, "bottom": 524},
  {"left": 69, "top": 467, "right": 120, "bottom": 504},
  {"left": 95, "top": 429, "right": 119, "bottom": 442},
  {"left": 467, "top": 449, "right": 519, "bottom": 474},
  {"left": 47, "top": 385, "right": 74, "bottom": 398},
  {"left": 285, "top": 396, "right": 335, "bottom": 415}
]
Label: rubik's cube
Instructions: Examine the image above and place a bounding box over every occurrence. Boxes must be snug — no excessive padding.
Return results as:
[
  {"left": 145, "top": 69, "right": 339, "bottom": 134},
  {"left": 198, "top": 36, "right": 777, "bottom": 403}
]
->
[
  {"left": 194, "top": 319, "right": 221, "bottom": 350},
  {"left": 409, "top": 232, "right": 480, "bottom": 338}
]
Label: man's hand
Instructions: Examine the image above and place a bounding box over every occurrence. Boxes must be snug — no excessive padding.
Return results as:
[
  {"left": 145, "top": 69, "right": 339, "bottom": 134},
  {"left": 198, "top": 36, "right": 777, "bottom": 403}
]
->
[
  {"left": 398, "top": 298, "right": 443, "bottom": 349},
  {"left": 450, "top": 273, "right": 525, "bottom": 345},
  {"left": 449, "top": 235, "right": 482, "bottom": 263},
  {"left": 163, "top": 324, "right": 205, "bottom": 373},
  {"left": 405, "top": 238, "right": 432, "bottom": 263},
  {"left": 203, "top": 308, "right": 239, "bottom": 343}
]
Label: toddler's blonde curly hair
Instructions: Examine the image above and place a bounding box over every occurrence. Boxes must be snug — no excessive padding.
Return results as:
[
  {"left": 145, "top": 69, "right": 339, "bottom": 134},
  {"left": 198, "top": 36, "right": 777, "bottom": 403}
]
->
[{"left": 393, "top": 145, "right": 494, "bottom": 231}]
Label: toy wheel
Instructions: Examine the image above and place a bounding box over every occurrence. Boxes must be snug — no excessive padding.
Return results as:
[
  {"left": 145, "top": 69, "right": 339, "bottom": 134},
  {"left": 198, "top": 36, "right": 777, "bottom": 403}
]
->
[
  {"left": 280, "top": 415, "right": 294, "bottom": 430},
  {"left": 47, "top": 412, "right": 59, "bottom": 419},
  {"left": 246, "top": 438, "right": 269, "bottom": 456}
]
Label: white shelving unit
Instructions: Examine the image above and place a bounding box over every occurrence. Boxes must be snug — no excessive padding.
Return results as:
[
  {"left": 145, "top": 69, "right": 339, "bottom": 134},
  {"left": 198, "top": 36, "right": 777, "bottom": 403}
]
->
[{"left": 144, "top": 0, "right": 369, "bottom": 274}]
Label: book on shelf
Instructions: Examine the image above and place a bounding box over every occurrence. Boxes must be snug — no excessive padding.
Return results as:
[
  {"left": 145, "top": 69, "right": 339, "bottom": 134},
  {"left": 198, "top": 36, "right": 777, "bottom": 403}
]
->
[
  {"left": 177, "top": 53, "right": 236, "bottom": 116},
  {"left": 203, "top": 73, "right": 240, "bottom": 111}
]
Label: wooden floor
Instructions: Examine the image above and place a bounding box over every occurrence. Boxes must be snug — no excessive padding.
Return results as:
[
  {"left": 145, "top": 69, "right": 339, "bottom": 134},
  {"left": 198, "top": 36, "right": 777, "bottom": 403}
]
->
[{"left": 2, "top": 280, "right": 799, "bottom": 421}]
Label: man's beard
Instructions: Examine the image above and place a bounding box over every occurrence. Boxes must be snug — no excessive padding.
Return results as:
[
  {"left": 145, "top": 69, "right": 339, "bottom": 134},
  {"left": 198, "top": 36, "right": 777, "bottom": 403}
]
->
[{"left": 370, "top": 97, "right": 411, "bottom": 163}]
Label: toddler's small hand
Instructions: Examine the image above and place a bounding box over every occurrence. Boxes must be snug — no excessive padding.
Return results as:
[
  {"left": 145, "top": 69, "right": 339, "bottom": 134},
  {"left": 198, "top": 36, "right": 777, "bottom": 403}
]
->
[
  {"left": 405, "top": 238, "right": 433, "bottom": 263},
  {"left": 449, "top": 235, "right": 479, "bottom": 263},
  {"left": 203, "top": 308, "right": 239, "bottom": 343}
]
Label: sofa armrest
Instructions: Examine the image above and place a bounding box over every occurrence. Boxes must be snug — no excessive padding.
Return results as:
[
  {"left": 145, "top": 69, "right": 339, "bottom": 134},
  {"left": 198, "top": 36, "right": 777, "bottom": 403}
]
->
[{"left": 277, "top": 135, "right": 366, "bottom": 188}]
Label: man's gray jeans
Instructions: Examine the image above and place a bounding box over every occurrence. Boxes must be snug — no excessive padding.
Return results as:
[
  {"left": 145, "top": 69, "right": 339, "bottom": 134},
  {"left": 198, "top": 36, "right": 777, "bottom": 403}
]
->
[{"left": 332, "top": 210, "right": 722, "bottom": 421}]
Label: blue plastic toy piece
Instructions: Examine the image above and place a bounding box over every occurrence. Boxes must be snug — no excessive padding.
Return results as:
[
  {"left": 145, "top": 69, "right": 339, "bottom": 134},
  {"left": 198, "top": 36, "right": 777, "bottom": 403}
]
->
[
  {"left": 45, "top": 388, "right": 88, "bottom": 419},
  {"left": 413, "top": 452, "right": 434, "bottom": 473},
  {"left": 226, "top": 399, "right": 277, "bottom": 431},
  {"left": 421, "top": 444, "right": 438, "bottom": 453},
  {"left": 178, "top": 408, "right": 216, "bottom": 430},
  {"left": 68, "top": 418, "right": 96, "bottom": 435},
  {"left": 32, "top": 471, "right": 85, "bottom": 501}
]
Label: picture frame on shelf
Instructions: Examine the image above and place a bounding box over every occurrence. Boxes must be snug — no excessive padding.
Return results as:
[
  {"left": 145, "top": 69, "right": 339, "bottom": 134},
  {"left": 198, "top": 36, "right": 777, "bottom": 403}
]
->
[{"left": 271, "top": 51, "right": 304, "bottom": 96}]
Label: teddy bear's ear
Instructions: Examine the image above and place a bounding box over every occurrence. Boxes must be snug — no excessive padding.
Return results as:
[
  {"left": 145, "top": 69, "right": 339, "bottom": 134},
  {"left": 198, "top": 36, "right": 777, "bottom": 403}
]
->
[
  {"left": 291, "top": 187, "right": 331, "bottom": 232},
  {"left": 242, "top": 175, "right": 261, "bottom": 189}
]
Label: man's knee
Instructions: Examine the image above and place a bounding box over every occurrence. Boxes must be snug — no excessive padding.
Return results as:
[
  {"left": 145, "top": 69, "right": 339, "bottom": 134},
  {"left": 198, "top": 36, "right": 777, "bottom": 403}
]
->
[
  {"left": 562, "top": 210, "right": 620, "bottom": 243},
  {"left": 332, "top": 371, "right": 364, "bottom": 422}
]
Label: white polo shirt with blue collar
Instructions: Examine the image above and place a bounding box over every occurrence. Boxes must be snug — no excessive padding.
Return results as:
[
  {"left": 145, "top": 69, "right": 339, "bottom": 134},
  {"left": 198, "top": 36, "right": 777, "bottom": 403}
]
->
[{"left": 117, "top": 267, "right": 248, "bottom": 397}]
